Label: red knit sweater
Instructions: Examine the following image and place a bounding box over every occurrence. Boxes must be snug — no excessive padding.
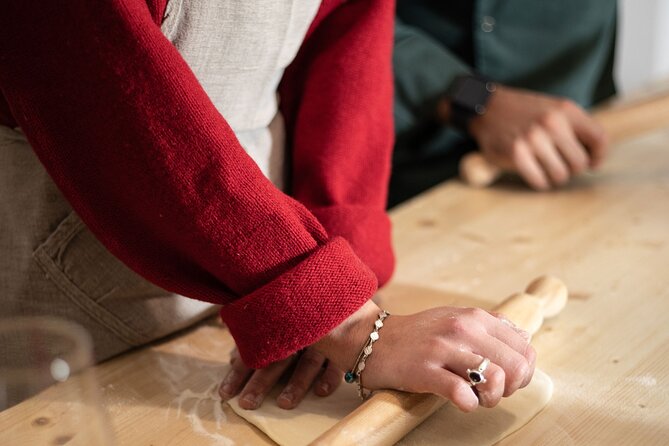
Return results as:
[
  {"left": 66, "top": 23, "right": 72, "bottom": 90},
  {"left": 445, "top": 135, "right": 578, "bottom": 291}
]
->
[{"left": 0, "top": 0, "right": 395, "bottom": 367}]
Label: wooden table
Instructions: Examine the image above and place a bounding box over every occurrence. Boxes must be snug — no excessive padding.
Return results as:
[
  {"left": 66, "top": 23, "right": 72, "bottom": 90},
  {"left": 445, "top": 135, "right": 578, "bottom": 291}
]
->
[{"left": 2, "top": 128, "right": 668, "bottom": 445}]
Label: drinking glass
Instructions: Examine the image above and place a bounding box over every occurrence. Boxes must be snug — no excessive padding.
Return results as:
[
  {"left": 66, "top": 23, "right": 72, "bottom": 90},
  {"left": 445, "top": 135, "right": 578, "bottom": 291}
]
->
[{"left": 0, "top": 317, "right": 115, "bottom": 445}]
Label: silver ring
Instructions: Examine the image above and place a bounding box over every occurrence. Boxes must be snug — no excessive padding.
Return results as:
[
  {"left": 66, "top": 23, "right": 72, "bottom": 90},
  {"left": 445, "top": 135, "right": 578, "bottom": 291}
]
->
[{"left": 466, "top": 357, "right": 490, "bottom": 386}]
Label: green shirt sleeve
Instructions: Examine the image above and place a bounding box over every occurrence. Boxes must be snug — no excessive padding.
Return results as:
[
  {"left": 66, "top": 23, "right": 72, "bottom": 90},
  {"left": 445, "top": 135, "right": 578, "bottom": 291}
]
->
[{"left": 393, "top": 18, "right": 472, "bottom": 136}]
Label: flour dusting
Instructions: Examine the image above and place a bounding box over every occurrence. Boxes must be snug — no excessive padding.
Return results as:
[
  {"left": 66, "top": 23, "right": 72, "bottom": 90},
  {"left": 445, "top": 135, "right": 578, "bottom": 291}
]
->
[
  {"left": 627, "top": 375, "right": 657, "bottom": 387},
  {"left": 171, "top": 382, "right": 233, "bottom": 446}
]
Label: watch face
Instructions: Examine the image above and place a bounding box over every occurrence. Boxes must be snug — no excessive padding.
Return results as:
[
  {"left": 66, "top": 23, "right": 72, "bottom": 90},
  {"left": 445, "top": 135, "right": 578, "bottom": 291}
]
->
[{"left": 454, "top": 77, "right": 495, "bottom": 114}]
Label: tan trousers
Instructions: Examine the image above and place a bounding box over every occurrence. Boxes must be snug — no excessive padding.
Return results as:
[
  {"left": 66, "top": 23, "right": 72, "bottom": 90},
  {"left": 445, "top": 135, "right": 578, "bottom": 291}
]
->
[{"left": 0, "top": 126, "right": 218, "bottom": 362}]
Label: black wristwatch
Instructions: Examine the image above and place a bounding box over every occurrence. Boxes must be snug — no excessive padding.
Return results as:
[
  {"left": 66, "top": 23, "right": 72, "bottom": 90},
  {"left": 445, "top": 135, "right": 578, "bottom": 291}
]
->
[{"left": 446, "top": 74, "right": 497, "bottom": 132}]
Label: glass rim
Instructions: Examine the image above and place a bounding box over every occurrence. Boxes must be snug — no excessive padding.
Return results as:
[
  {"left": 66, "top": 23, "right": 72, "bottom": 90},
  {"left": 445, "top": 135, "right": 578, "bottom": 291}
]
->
[{"left": 0, "top": 316, "right": 94, "bottom": 373}]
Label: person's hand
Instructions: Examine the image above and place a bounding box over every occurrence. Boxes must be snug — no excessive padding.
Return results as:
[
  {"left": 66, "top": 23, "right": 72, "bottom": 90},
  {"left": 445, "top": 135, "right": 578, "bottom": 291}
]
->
[
  {"left": 314, "top": 300, "right": 535, "bottom": 412},
  {"left": 466, "top": 86, "right": 609, "bottom": 190},
  {"left": 218, "top": 347, "right": 344, "bottom": 410}
]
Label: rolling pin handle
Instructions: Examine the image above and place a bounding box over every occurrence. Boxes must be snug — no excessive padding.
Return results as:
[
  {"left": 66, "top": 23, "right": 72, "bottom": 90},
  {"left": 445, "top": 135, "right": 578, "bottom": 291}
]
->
[
  {"left": 459, "top": 152, "right": 502, "bottom": 187},
  {"left": 525, "top": 276, "right": 568, "bottom": 318}
]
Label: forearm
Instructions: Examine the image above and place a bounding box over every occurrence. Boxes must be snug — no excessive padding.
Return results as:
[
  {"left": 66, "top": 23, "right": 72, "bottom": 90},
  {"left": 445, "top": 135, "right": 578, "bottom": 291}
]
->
[
  {"left": 281, "top": 0, "right": 396, "bottom": 285},
  {"left": 0, "top": 0, "right": 377, "bottom": 368}
]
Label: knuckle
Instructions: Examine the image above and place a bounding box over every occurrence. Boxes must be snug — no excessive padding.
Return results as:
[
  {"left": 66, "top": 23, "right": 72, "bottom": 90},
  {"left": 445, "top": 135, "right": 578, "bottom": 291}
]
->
[
  {"left": 508, "top": 359, "right": 530, "bottom": 390},
  {"left": 558, "top": 98, "right": 578, "bottom": 113},
  {"left": 540, "top": 110, "right": 563, "bottom": 130},
  {"left": 286, "top": 377, "right": 308, "bottom": 392},
  {"left": 525, "top": 343, "right": 537, "bottom": 363},
  {"left": 486, "top": 365, "right": 505, "bottom": 388},
  {"left": 426, "top": 336, "right": 445, "bottom": 353},
  {"left": 299, "top": 352, "right": 324, "bottom": 370},
  {"left": 448, "top": 317, "right": 468, "bottom": 335},
  {"left": 467, "top": 307, "right": 487, "bottom": 319},
  {"left": 510, "top": 140, "right": 526, "bottom": 162},
  {"left": 246, "top": 375, "right": 273, "bottom": 392},
  {"left": 524, "top": 125, "right": 543, "bottom": 143}
]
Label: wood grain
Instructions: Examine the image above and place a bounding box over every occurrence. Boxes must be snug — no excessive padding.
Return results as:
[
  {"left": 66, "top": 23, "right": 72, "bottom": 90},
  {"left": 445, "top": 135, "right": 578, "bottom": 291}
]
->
[{"left": 1, "top": 115, "right": 669, "bottom": 444}]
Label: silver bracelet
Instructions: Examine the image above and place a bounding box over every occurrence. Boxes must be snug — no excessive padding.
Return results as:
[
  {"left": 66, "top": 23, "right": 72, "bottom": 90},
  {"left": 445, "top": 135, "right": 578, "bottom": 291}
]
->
[{"left": 344, "top": 310, "right": 389, "bottom": 400}]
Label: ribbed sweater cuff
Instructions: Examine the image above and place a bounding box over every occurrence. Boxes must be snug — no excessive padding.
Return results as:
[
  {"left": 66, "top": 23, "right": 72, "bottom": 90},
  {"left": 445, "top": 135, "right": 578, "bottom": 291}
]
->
[
  {"left": 310, "top": 206, "right": 395, "bottom": 287},
  {"left": 220, "top": 236, "right": 377, "bottom": 368}
]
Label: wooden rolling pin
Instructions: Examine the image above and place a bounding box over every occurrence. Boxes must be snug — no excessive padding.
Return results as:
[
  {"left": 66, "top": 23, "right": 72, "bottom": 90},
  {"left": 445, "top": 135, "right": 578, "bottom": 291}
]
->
[
  {"left": 459, "top": 92, "right": 669, "bottom": 187},
  {"left": 311, "top": 276, "right": 568, "bottom": 446}
]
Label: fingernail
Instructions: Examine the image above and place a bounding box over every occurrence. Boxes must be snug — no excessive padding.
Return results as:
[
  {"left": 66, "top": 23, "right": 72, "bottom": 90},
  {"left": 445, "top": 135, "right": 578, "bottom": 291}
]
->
[
  {"left": 242, "top": 392, "right": 260, "bottom": 409},
  {"left": 320, "top": 382, "right": 330, "bottom": 394},
  {"left": 278, "top": 391, "right": 294, "bottom": 404},
  {"left": 220, "top": 383, "right": 233, "bottom": 398}
]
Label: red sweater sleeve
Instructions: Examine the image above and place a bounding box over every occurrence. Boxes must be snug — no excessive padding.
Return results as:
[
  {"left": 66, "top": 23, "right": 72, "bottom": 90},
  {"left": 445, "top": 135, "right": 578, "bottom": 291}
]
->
[
  {"left": 280, "top": 0, "right": 396, "bottom": 286},
  {"left": 0, "top": 0, "right": 381, "bottom": 368}
]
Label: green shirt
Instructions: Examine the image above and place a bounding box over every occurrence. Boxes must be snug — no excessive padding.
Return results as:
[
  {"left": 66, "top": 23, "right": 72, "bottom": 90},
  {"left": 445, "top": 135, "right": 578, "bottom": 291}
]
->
[{"left": 391, "top": 0, "right": 617, "bottom": 205}]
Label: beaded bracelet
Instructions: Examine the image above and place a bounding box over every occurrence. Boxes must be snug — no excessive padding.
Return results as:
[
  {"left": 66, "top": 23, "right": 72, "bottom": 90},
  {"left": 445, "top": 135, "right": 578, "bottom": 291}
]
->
[{"left": 344, "top": 310, "right": 389, "bottom": 400}]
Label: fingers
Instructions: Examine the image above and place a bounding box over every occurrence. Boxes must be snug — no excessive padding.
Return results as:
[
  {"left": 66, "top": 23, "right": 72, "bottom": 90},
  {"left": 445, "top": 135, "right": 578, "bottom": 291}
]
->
[
  {"left": 314, "top": 361, "right": 344, "bottom": 397},
  {"left": 219, "top": 348, "right": 340, "bottom": 411},
  {"left": 237, "top": 356, "right": 294, "bottom": 410},
  {"left": 489, "top": 312, "right": 531, "bottom": 341},
  {"left": 561, "top": 100, "right": 609, "bottom": 169},
  {"left": 526, "top": 126, "right": 570, "bottom": 186},
  {"left": 542, "top": 115, "right": 590, "bottom": 176},
  {"left": 443, "top": 350, "right": 505, "bottom": 409},
  {"left": 510, "top": 102, "right": 608, "bottom": 189},
  {"left": 443, "top": 308, "right": 536, "bottom": 398},
  {"left": 277, "top": 350, "right": 327, "bottom": 409},
  {"left": 422, "top": 367, "right": 479, "bottom": 413},
  {"left": 219, "top": 350, "right": 253, "bottom": 401},
  {"left": 474, "top": 335, "right": 535, "bottom": 396},
  {"left": 511, "top": 139, "right": 550, "bottom": 190},
  {"left": 453, "top": 309, "right": 535, "bottom": 395},
  {"left": 484, "top": 311, "right": 532, "bottom": 354}
]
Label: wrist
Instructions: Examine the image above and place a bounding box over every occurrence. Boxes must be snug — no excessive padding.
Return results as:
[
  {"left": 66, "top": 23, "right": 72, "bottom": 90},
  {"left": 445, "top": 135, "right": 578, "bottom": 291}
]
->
[
  {"left": 445, "top": 74, "right": 497, "bottom": 134},
  {"left": 313, "top": 299, "right": 381, "bottom": 371},
  {"left": 435, "top": 97, "right": 452, "bottom": 124},
  {"left": 468, "top": 84, "right": 505, "bottom": 137}
]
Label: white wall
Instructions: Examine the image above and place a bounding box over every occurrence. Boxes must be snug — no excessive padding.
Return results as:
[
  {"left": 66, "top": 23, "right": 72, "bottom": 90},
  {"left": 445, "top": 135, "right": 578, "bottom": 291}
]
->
[{"left": 616, "top": 0, "right": 669, "bottom": 92}]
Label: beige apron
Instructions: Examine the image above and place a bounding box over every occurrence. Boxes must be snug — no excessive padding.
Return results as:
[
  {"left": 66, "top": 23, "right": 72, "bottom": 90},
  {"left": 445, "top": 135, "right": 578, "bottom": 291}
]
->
[{"left": 0, "top": 0, "right": 321, "bottom": 361}]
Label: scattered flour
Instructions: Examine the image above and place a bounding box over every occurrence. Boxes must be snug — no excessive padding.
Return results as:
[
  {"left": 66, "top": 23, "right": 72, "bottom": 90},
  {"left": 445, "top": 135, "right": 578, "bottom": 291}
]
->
[
  {"left": 626, "top": 375, "right": 657, "bottom": 387},
  {"left": 171, "top": 382, "right": 234, "bottom": 446},
  {"left": 158, "top": 354, "right": 234, "bottom": 446}
]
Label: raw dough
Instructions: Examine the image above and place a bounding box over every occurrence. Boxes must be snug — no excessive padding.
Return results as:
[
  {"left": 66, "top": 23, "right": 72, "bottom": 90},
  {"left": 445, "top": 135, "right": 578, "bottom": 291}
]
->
[
  {"left": 227, "top": 369, "right": 553, "bottom": 446},
  {"left": 227, "top": 376, "right": 360, "bottom": 445},
  {"left": 398, "top": 369, "right": 553, "bottom": 445}
]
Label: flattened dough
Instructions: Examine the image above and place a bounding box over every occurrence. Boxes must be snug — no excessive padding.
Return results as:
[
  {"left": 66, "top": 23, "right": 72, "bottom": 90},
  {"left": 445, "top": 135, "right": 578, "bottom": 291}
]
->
[{"left": 228, "top": 369, "right": 553, "bottom": 446}]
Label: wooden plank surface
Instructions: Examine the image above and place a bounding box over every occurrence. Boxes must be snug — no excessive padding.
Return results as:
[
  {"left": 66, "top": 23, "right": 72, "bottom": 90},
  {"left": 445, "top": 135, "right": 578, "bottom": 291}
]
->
[
  {"left": 382, "top": 128, "right": 669, "bottom": 445},
  {"left": 2, "top": 128, "right": 669, "bottom": 444}
]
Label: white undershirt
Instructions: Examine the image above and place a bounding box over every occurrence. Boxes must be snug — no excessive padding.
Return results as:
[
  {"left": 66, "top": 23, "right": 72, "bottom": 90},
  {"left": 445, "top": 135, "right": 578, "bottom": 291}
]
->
[{"left": 160, "top": 0, "right": 322, "bottom": 189}]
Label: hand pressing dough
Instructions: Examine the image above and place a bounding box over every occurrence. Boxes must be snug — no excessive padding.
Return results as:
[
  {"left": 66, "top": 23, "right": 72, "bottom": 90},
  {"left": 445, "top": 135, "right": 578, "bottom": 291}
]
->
[
  {"left": 227, "top": 369, "right": 553, "bottom": 446},
  {"left": 228, "top": 378, "right": 360, "bottom": 445}
]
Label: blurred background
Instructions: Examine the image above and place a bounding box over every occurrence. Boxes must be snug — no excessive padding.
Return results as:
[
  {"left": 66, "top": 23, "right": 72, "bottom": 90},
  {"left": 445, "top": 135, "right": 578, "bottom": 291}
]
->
[{"left": 617, "top": 0, "right": 669, "bottom": 92}]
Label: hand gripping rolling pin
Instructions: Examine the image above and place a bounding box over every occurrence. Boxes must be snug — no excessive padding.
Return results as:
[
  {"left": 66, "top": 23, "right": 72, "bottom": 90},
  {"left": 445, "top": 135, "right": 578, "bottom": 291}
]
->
[
  {"left": 459, "top": 92, "right": 669, "bottom": 187},
  {"left": 311, "top": 276, "right": 568, "bottom": 446}
]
